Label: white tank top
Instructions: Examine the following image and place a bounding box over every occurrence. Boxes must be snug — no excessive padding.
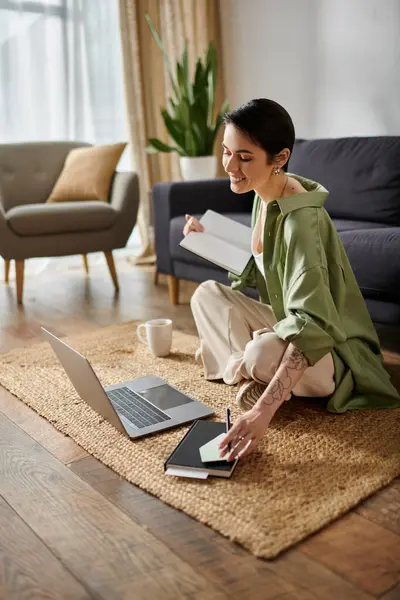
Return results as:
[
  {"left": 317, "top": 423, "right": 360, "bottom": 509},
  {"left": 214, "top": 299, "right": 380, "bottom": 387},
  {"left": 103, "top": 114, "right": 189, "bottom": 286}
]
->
[
  {"left": 251, "top": 202, "right": 266, "bottom": 278},
  {"left": 253, "top": 247, "right": 265, "bottom": 278}
]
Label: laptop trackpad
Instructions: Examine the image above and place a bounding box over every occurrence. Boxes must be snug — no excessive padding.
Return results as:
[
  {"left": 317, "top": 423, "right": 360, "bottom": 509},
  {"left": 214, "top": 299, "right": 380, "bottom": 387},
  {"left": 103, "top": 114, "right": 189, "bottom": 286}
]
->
[{"left": 137, "top": 384, "right": 193, "bottom": 411}]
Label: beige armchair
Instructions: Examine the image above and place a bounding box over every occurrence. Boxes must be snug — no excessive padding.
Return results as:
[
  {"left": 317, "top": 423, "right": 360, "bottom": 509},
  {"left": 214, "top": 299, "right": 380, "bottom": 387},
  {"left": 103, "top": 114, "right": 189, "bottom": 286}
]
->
[{"left": 0, "top": 142, "right": 139, "bottom": 304}]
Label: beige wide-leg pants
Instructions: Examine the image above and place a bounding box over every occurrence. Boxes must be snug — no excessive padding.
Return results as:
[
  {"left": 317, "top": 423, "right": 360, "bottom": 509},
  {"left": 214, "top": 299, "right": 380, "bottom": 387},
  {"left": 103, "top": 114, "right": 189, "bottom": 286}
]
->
[{"left": 191, "top": 281, "right": 335, "bottom": 398}]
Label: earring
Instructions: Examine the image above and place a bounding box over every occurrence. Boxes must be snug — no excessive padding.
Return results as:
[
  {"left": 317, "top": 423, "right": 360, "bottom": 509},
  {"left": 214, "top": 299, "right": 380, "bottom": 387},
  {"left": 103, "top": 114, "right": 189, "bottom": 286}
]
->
[{"left": 274, "top": 167, "right": 281, "bottom": 175}]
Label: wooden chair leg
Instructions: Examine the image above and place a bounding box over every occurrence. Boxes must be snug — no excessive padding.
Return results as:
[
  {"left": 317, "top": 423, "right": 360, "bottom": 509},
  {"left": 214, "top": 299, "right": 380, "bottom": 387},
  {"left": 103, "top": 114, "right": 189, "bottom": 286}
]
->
[
  {"left": 82, "top": 254, "right": 89, "bottom": 274},
  {"left": 168, "top": 275, "right": 179, "bottom": 305},
  {"left": 153, "top": 270, "right": 159, "bottom": 285},
  {"left": 15, "top": 259, "right": 25, "bottom": 305},
  {"left": 4, "top": 259, "right": 10, "bottom": 284},
  {"left": 104, "top": 251, "right": 119, "bottom": 292}
]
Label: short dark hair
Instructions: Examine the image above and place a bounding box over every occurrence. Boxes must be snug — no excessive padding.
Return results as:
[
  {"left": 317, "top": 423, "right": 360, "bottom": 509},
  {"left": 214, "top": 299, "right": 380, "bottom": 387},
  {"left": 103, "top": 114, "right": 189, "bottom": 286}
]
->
[{"left": 223, "top": 98, "right": 295, "bottom": 172}]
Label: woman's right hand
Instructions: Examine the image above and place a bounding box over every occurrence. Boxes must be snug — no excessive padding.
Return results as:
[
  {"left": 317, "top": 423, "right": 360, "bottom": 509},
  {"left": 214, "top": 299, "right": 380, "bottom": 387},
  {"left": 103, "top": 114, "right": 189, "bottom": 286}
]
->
[{"left": 183, "top": 214, "right": 204, "bottom": 237}]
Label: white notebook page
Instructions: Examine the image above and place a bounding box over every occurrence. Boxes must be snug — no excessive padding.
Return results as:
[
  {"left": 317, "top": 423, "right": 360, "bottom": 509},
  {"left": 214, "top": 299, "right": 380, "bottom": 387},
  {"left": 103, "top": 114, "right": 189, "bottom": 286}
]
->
[
  {"left": 180, "top": 231, "right": 251, "bottom": 275},
  {"left": 200, "top": 210, "right": 252, "bottom": 252},
  {"left": 179, "top": 210, "right": 252, "bottom": 275}
]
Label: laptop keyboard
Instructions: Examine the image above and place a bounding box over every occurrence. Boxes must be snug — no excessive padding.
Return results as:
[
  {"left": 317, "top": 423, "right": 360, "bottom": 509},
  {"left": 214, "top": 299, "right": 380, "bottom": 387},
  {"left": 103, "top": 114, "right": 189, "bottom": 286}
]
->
[{"left": 106, "top": 386, "right": 171, "bottom": 429}]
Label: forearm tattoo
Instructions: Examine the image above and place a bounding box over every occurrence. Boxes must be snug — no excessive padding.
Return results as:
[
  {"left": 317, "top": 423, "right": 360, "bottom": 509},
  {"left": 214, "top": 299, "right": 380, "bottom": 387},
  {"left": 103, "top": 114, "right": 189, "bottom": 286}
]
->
[{"left": 260, "top": 345, "right": 309, "bottom": 406}]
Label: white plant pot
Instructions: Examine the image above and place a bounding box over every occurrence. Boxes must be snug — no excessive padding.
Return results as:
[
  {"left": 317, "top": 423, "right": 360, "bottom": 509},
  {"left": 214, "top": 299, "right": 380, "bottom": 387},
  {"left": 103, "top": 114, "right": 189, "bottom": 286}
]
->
[{"left": 179, "top": 156, "right": 218, "bottom": 181}]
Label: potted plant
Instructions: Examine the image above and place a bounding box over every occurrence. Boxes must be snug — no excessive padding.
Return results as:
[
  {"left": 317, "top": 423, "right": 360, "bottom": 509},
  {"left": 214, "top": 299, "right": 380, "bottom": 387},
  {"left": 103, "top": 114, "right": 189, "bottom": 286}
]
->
[{"left": 146, "top": 14, "right": 229, "bottom": 181}]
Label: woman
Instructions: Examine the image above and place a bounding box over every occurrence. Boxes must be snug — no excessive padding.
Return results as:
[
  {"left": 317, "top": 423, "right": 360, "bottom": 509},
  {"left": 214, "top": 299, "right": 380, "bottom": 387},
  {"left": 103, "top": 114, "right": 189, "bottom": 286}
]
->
[{"left": 183, "top": 98, "right": 400, "bottom": 462}]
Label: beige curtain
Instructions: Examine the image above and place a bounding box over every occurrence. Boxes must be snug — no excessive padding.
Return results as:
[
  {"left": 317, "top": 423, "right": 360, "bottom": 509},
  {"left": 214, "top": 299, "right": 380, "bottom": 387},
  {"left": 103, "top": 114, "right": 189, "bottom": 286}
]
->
[{"left": 118, "top": 0, "right": 225, "bottom": 262}]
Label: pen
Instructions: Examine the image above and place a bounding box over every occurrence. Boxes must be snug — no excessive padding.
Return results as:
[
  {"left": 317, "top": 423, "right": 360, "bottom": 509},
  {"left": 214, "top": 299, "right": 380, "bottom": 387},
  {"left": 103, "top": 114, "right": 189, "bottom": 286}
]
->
[{"left": 225, "top": 407, "right": 231, "bottom": 452}]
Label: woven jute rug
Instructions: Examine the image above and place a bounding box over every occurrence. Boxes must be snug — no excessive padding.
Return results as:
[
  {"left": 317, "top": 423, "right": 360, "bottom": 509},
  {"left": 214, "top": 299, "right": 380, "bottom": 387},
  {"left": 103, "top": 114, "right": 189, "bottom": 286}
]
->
[{"left": 1, "top": 322, "right": 399, "bottom": 559}]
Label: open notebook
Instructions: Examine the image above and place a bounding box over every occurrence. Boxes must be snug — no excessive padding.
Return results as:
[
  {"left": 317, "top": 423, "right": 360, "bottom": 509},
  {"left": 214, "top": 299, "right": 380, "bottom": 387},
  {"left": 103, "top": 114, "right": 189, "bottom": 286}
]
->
[{"left": 179, "top": 210, "right": 252, "bottom": 276}]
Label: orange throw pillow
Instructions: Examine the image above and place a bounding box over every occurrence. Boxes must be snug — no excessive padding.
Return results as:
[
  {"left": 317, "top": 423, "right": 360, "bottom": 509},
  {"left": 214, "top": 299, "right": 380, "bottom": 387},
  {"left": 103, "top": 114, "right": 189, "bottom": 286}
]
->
[{"left": 47, "top": 142, "right": 127, "bottom": 203}]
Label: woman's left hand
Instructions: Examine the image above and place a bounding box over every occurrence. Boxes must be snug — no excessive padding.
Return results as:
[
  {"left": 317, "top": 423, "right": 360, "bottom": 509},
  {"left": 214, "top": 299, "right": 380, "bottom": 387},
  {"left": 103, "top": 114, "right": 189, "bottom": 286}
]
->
[{"left": 218, "top": 406, "right": 271, "bottom": 461}]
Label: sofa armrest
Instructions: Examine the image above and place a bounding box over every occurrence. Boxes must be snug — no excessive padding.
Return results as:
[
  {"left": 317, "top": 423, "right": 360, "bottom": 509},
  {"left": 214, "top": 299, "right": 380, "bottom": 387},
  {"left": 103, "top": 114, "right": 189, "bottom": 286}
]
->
[
  {"left": 109, "top": 171, "right": 140, "bottom": 244},
  {"left": 0, "top": 201, "right": 15, "bottom": 259},
  {"left": 153, "top": 178, "right": 254, "bottom": 219},
  {"left": 152, "top": 178, "right": 254, "bottom": 276}
]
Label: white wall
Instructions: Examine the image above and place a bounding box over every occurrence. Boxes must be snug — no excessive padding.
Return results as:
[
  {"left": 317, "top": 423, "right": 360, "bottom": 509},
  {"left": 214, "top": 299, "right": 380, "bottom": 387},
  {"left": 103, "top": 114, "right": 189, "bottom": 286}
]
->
[{"left": 219, "top": 0, "right": 400, "bottom": 138}]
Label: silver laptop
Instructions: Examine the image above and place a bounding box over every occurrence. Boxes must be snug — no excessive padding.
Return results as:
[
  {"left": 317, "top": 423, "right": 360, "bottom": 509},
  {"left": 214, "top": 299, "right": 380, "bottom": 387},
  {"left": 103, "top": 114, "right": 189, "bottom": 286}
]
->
[{"left": 42, "top": 328, "right": 214, "bottom": 439}]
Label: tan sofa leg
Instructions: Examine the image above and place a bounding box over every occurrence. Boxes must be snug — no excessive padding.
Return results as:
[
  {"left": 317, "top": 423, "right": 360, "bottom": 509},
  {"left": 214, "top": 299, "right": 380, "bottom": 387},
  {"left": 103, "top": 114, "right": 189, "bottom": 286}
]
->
[
  {"left": 15, "top": 260, "right": 25, "bottom": 304},
  {"left": 4, "top": 259, "right": 10, "bottom": 284},
  {"left": 104, "top": 251, "right": 119, "bottom": 292},
  {"left": 82, "top": 254, "right": 89, "bottom": 274},
  {"left": 168, "top": 275, "right": 179, "bottom": 305}
]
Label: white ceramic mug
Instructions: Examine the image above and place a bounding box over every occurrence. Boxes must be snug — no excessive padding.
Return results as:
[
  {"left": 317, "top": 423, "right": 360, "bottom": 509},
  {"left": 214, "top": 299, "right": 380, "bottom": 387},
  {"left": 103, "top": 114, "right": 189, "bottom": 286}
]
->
[{"left": 136, "top": 318, "right": 173, "bottom": 357}]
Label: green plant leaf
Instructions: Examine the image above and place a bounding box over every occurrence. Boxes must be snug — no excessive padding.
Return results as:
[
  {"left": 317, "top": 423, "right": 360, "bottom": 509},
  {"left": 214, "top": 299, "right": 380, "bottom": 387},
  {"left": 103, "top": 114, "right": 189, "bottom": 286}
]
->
[
  {"left": 179, "top": 96, "right": 192, "bottom": 128},
  {"left": 161, "top": 109, "right": 187, "bottom": 154},
  {"left": 145, "top": 19, "right": 228, "bottom": 157},
  {"left": 181, "top": 43, "right": 193, "bottom": 103},
  {"left": 205, "top": 41, "right": 217, "bottom": 71},
  {"left": 193, "top": 58, "right": 203, "bottom": 96},
  {"left": 192, "top": 94, "right": 207, "bottom": 128},
  {"left": 207, "top": 69, "right": 215, "bottom": 127},
  {"left": 168, "top": 97, "right": 177, "bottom": 113},
  {"left": 191, "top": 100, "right": 213, "bottom": 154},
  {"left": 161, "top": 108, "right": 184, "bottom": 134},
  {"left": 146, "top": 138, "right": 179, "bottom": 154},
  {"left": 205, "top": 42, "right": 217, "bottom": 122},
  {"left": 176, "top": 62, "right": 189, "bottom": 101},
  {"left": 145, "top": 14, "right": 179, "bottom": 101},
  {"left": 192, "top": 121, "right": 209, "bottom": 155},
  {"left": 184, "top": 127, "right": 198, "bottom": 156}
]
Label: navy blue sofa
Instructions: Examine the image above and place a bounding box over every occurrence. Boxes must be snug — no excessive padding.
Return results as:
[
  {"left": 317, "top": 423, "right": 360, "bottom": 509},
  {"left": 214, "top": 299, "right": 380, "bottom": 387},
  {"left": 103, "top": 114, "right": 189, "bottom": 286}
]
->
[{"left": 153, "top": 137, "right": 400, "bottom": 326}]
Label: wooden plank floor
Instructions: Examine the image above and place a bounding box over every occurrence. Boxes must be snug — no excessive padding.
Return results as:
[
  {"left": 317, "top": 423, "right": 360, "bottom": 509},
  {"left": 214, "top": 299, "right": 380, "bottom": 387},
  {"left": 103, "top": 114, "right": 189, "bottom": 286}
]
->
[{"left": 1, "top": 253, "right": 399, "bottom": 600}]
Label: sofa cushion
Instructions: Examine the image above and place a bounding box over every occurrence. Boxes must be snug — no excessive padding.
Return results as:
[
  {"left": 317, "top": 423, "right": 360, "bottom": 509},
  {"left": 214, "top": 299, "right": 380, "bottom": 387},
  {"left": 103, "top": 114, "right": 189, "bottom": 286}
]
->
[
  {"left": 333, "top": 218, "right": 389, "bottom": 232},
  {"left": 339, "top": 227, "right": 400, "bottom": 303},
  {"left": 170, "top": 213, "right": 252, "bottom": 267},
  {"left": 290, "top": 137, "right": 400, "bottom": 225},
  {"left": 47, "top": 143, "right": 126, "bottom": 204},
  {"left": 365, "top": 298, "right": 400, "bottom": 326},
  {"left": 7, "top": 201, "right": 117, "bottom": 236}
]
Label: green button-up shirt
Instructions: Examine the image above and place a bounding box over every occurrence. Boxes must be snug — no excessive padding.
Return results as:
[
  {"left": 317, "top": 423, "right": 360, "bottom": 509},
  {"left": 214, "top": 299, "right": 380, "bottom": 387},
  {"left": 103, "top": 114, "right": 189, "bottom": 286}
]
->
[{"left": 229, "top": 174, "right": 400, "bottom": 413}]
